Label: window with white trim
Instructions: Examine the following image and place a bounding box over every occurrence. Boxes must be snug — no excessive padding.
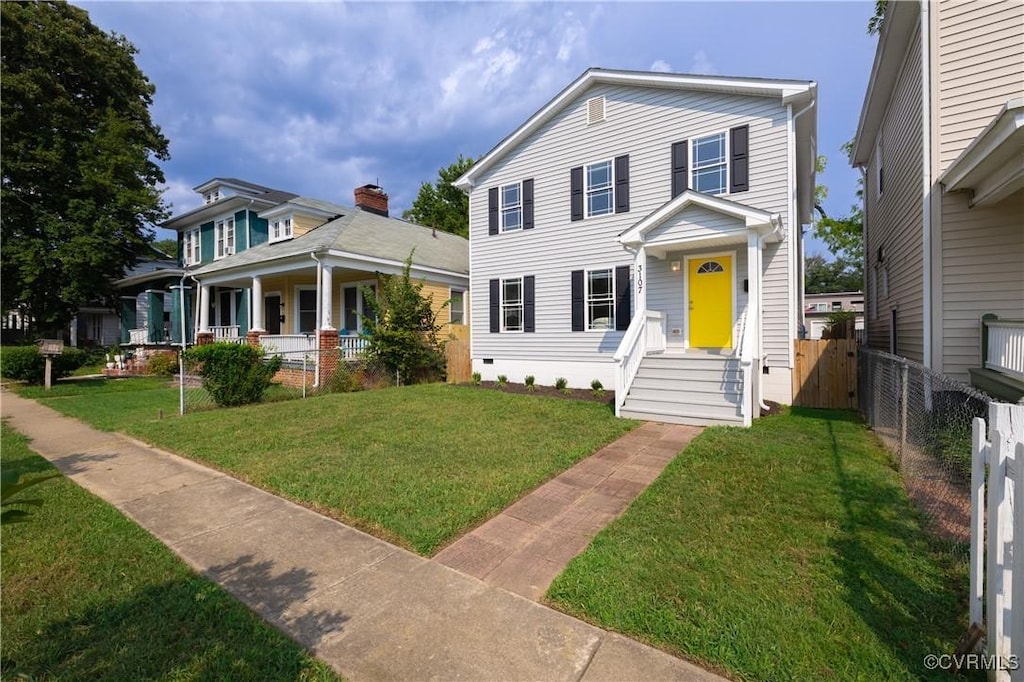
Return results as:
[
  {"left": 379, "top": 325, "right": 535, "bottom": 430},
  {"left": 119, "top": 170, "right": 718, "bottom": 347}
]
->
[
  {"left": 875, "top": 134, "right": 884, "bottom": 198},
  {"left": 502, "top": 277, "right": 523, "bottom": 332},
  {"left": 183, "top": 228, "right": 201, "bottom": 266},
  {"left": 449, "top": 288, "right": 465, "bottom": 325},
  {"left": 270, "top": 216, "right": 293, "bottom": 243},
  {"left": 587, "top": 269, "right": 614, "bottom": 330},
  {"left": 692, "top": 132, "right": 727, "bottom": 195},
  {"left": 203, "top": 190, "right": 221, "bottom": 205},
  {"left": 500, "top": 183, "right": 522, "bottom": 232},
  {"left": 215, "top": 217, "right": 235, "bottom": 259},
  {"left": 586, "top": 160, "right": 613, "bottom": 217},
  {"left": 297, "top": 287, "right": 317, "bottom": 333}
]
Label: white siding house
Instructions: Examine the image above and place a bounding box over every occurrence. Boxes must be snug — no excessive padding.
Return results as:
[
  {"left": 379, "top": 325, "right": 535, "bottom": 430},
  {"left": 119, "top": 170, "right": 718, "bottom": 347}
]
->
[{"left": 456, "top": 69, "right": 817, "bottom": 426}]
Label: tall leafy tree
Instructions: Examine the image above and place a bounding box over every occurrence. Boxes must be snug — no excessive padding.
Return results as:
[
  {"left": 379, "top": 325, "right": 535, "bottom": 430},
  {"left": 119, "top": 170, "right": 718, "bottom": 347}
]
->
[
  {"left": 402, "top": 155, "right": 474, "bottom": 238},
  {"left": 1, "top": 1, "right": 170, "bottom": 336},
  {"left": 812, "top": 150, "right": 864, "bottom": 287},
  {"left": 805, "top": 255, "right": 862, "bottom": 294}
]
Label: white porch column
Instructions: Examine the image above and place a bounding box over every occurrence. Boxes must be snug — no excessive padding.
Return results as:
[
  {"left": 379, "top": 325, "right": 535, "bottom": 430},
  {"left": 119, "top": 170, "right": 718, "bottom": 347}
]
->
[
  {"left": 251, "top": 275, "right": 265, "bottom": 331},
  {"left": 746, "top": 233, "right": 761, "bottom": 358},
  {"left": 321, "top": 265, "right": 334, "bottom": 330},
  {"left": 633, "top": 246, "right": 647, "bottom": 313},
  {"left": 198, "top": 283, "right": 211, "bottom": 332}
]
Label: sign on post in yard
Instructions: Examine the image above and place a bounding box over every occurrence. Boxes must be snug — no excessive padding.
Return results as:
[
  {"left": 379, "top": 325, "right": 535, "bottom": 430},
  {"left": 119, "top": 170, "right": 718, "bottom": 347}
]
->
[{"left": 37, "top": 338, "right": 64, "bottom": 390}]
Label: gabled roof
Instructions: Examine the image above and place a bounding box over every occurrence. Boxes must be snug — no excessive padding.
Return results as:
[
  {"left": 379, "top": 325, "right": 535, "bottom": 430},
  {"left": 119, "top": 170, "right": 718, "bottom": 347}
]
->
[
  {"left": 161, "top": 178, "right": 299, "bottom": 231},
  {"left": 618, "top": 190, "right": 782, "bottom": 247},
  {"left": 454, "top": 67, "right": 816, "bottom": 190},
  {"left": 940, "top": 98, "right": 1024, "bottom": 206},
  {"left": 190, "top": 207, "right": 468, "bottom": 278}
]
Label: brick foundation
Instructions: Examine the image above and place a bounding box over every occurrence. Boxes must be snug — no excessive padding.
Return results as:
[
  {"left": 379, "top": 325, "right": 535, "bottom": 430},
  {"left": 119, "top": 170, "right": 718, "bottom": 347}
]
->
[
  {"left": 246, "top": 330, "right": 264, "bottom": 349},
  {"left": 318, "top": 328, "right": 339, "bottom": 385},
  {"left": 196, "top": 332, "right": 214, "bottom": 346}
]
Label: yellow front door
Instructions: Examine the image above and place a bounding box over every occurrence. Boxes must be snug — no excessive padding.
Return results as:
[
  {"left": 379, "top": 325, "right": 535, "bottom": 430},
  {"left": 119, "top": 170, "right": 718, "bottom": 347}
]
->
[{"left": 688, "top": 256, "right": 733, "bottom": 348}]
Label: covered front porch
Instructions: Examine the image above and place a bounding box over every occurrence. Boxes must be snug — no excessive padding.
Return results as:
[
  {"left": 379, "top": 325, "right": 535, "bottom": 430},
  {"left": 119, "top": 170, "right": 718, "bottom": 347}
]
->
[{"left": 613, "top": 191, "right": 784, "bottom": 426}]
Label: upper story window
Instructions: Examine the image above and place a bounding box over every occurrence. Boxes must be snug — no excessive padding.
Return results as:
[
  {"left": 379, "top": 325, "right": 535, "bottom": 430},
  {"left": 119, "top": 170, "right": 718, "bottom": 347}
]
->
[
  {"left": 586, "top": 160, "right": 614, "bottom": 217},
  {"left": 203, "top": 190, "right": 221, "bottom": 205},
  {"left": 501, "top": 183, "right": 522, "bottom": 232},
  {"left": 587, "top": 269, "right": 615, "bottom": 331},
  {"left": 183, "top": 228, "right": 200, "bottom": 266},
  {"left": 692, "top": 132, "right": 727, "bottom": 195},
  {"left": 502, "top": 277, "right": 523, "bottom": 332},
  {"left": 875, "top": 134, "right": 885, "bottom": 198},
  {"left": 270, "top": 216, "right": 293, "bottom": 243},
  {"left": 215, "top": 217, "right": 235, "bottom": 259},
  {"left": 449, "top": 288, "right": 465, "bottom": 325}
]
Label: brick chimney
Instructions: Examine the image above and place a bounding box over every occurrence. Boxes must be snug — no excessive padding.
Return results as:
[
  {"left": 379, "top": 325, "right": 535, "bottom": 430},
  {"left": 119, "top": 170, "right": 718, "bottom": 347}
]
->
[{"left": 354, "top": 184, "right": 389, "bottom": 217}]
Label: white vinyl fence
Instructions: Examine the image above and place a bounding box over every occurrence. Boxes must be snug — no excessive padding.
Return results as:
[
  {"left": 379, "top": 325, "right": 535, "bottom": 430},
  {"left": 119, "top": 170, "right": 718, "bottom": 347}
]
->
[{"left": 970, "top": 402, "right": 1023, "bottom": 681}]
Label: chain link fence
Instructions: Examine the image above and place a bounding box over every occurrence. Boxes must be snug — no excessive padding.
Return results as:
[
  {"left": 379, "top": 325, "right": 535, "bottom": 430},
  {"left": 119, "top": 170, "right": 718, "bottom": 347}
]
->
[
  {"left": 180, "top": 347, "right": 397, "bottom": 413},
  {"left": 859, "top": 348, "right": 991, "bottom": 551}
]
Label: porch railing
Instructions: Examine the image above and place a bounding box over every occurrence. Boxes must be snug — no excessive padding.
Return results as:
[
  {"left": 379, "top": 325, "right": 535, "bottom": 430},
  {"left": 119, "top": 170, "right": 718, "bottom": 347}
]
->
[
  {"left": 339, "top": 335, "right": 369, "bottom": 360},
  {"left": 210, "top": 325, "right": 241, "bottom": 341},
  {"left": 983, "top": 316, "right": 1024, "bottom": 380},
  {"left": 260, "top": 334, "right": 315, "bottom": 358},
  {"left": 612, "top": 310, "right": 665, "bottom": 416}
]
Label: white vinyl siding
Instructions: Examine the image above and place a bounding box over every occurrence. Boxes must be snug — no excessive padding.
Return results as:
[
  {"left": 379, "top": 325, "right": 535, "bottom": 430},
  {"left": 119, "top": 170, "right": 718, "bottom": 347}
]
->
[
  {"left": 468, "top": 82, "right": 792, "bottom": 368},
  {"left": 864, "top": 26, "right": 925, "bottom": 361},
  {"left": 935, "top": 0, "right": 1024, "bottom": 174}
]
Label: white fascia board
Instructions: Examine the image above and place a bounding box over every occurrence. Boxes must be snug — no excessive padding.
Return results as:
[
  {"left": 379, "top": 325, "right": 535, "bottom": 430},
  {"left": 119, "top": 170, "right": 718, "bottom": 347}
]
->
[
  {"left": 258, "top": 202, "right": 337, "bottom": 221},
  {"left": 455, "top": 68, "right": 816, "bottom": 190},
  {"left": 161, "top": 196, "right": 274, "bottom": 230},
  {"left": 323, "top": 250, "right": 469, "bottom": 285},
  {"left": 941, "top": 99, "right": 1024, "bottom": 192},
  {"left": 851, "top": 1, "right": 920, "bottom": 166},
  {"left": 619, "top": 190, "right": 775, "bottom": 246}
]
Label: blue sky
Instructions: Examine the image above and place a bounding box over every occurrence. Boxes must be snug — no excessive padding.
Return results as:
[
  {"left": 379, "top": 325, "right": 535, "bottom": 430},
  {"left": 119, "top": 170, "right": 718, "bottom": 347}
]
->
[{"left": 80, "top": 1, "right": 878, "bottom": 257}]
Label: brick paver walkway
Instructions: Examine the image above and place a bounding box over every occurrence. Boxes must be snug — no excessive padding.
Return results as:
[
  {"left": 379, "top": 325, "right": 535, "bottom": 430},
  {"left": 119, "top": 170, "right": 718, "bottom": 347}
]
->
[{"left": 435, "top": 421, "right": 703, "bottom": 599}]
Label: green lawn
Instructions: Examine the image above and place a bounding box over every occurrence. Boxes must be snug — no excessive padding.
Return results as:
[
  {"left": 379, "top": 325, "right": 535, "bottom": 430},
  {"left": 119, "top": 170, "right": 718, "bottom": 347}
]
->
[
  {"left": 0, "top": 422, "right": 338, "bottom": 681},
  {"left": 547, "top": 408, "right": 971, "bottom": 682},
  {"left": 25, "top": 379, "right": 636, "bottom": 555}
]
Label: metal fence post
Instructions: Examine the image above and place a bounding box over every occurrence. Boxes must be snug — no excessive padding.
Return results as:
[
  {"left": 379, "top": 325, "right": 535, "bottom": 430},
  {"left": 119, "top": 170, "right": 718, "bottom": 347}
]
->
[
  {"left": 899, "top": 360, "right": 909, "bottom": 457},
  {"left": 302, "top": 352, "right": 307, "bottom": 399}
]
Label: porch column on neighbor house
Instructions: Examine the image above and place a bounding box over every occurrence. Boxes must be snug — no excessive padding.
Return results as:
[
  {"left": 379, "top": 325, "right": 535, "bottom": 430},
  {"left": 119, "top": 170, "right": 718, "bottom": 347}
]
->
[
  {"left": 250, "top": 276, "right": 265, "bottom": 332},
  {"left": 169, "top": 285, "right": 191, "bottom": 345},
  {"left": 746, "top": 232, "right": 761, "bottom": 359},
  {"left": 145, "top": 289, "right": 164, "bottom": 343},
  {"left": 119, "top": 296, "right": 137, "bottom": 344},
  {"left": 633, "top": 246, "right": 647, "bottom": 313},
  {"left": 198, "top": 284, "right": 211, "bottom": 333},
  {"left": 321, "top": 265, "right": 335, "bottom": 330}
]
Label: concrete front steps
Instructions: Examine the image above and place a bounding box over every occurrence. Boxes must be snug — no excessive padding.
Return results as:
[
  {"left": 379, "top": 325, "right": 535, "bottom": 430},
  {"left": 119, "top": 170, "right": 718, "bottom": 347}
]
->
[{"left": 619, "top": 354, "right": 745, "bottom": 426}]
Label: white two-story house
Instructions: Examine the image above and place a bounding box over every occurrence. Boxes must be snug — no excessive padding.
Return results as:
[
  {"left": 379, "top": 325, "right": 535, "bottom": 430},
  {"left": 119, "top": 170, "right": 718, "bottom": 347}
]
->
[{"left": 455, "top": 68, "right": 817, "bottom": 426}]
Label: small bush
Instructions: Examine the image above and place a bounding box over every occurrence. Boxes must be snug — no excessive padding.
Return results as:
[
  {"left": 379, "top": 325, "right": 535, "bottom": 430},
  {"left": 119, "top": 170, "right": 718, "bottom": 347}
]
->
[
  {"left": 524, "top": 375, "right": 536, "bottom": 391},
  {"left": 183, "top": 343, "right": 281, "bottom": 407},
  {"left": 326, "top": 363, "right": 364, "bottom": 393},
  {"left": 591, "top": 379, "right": 604, "bottom": 396},
  {"left": 0, "top": 346, "right": 88, "bottom": 384},
  {"left": 471, "top": 371, "right": 481, "bottom": 386},
  {"left": 146, "top": 352, "right": 178, "bottom": 377},
  {"left": 554, "top": 377, "right": 568, "bottom": 390},
  {"left": 496, "top": 374, "right": 508, "bottom": 387}
]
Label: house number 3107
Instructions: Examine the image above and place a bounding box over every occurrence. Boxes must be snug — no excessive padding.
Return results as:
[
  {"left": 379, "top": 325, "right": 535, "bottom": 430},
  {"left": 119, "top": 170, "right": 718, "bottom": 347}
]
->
[{"left": 636, "top": 264, "right": 644, "bottom": 294}]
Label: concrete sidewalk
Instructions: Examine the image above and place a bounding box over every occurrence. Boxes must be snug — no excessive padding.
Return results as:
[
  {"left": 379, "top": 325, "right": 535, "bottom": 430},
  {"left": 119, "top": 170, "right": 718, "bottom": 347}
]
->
[{"left": 1, "top": 389, "right": 723, "bottom": 682}]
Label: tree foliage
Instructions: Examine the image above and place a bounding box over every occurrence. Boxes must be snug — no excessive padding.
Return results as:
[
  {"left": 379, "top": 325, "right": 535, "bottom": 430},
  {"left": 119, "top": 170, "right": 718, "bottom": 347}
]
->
[
  {"left": 812, "top": 150, "right": 864, "bottom": 290},
  {"left": 402, "top": 155, "right": 474, "bottom": 238},
  {"left": 362, "top": 255, "right": 446, "bottom": 383},
  {"left": 1, "top": 1, "right": 170, "bottom": 336},
  {"left": 805, "top": 255, "right": 862, "bottom": 294},
  {"left": 868, "top": 0, "right": 888, "bottom": 35},
  {"left": 152, "top": 238, "right": 178, "bottom": 260}
]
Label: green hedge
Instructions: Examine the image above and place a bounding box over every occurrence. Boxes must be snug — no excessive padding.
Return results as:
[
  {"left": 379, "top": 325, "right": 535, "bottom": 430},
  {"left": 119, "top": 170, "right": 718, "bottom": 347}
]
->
[
  {"left": 0, "top": 346, "right": 88, "bottom": 384},
  {"left": 183, "top": 343, "right": 281, "bottom": 407}
]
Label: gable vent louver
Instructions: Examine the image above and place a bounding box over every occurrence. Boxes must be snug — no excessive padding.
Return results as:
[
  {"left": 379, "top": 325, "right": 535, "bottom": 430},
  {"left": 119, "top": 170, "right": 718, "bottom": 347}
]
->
[{"left": 586, "top": 96, "right": 606, "bottom": 125}]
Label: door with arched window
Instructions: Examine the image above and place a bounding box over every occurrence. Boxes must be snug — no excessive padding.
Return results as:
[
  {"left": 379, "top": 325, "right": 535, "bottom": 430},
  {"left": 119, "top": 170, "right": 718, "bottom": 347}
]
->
[{"left": 687, "top": 255, "right": 733, "bottom": 348}]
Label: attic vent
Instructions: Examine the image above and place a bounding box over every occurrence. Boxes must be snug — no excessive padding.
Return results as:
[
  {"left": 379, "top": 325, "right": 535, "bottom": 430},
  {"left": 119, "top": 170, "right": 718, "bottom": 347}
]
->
[{"left": 586, "top": 96, "right": 606, "bottom": 125}]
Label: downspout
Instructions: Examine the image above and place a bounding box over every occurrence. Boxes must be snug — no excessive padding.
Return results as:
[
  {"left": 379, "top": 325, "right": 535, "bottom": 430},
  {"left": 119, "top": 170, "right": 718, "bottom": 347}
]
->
[
  {"left": 858, "top": 165, "right": 869, "bottom": 344},
  {"left": 179, "top": 270, "right": 188, "bottom": 416},
  {"left": 310, "top": 252, "right": 323, "bottom": 387},
  {"left": 920, "top": 0, "right": 933, "bottom": 368},
  {"left": 190, "top": 275, "right": 202, "bottom": 341}
]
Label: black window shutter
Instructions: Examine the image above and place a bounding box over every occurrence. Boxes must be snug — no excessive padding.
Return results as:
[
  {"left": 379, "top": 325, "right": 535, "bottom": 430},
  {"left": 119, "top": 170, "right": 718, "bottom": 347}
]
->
[
  {"left": 615, "top": 265, "right": 631, "bottom": 331},
  {"left": 489, "top": 279, "right": 500, "bottom": 332},
  {"left": 614, "top": 155, "right": 630, "bottom": 213},
  {"left": 523, "top": 275, "right": 535, "bottom": 332},
  {"left": 522, "top": 179, "right": 534, "bottom": 230},
  {"left": 488, "top": 188, "right": 499, "bottom": 235},
  {"left": 730, "top": 125, "right": 749, "bottom": 193},
  {"left": 570, "top": 167, "right": 584, "bottom": 221},
  {"left": 571, "top": 270, "right": 585, "bottom": 331},
  {"left": 671, "top": 140, "right": 689, "bottom": 197}
]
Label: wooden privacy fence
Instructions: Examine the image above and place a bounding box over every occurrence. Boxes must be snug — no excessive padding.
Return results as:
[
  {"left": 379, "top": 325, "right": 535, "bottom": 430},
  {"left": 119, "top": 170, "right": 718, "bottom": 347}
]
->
[
  {"left": 792, "top": 338, "right": 858, "bottom": 409},
  {"left": 445, "top": 325, "right": 471, "bottom": 384}
]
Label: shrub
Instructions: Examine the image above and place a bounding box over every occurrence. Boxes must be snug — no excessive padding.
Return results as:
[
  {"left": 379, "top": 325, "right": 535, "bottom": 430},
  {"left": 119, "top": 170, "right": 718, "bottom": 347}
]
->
[
  {"left": 496, "top": 374, "right": 508, "bottom": 387},
  {"left": 326, "top": 362, "right": 363, "bottom": 393},
  {"left": 183, "top": 343, "right": 281, "bottom": 407},
  {"left": 591, "top": 379, "right": 604, "bottom": 396},
  {"left": 0, "top": 346, "right": 88, "bottom": 384},
  {"left": 146, "top": 352, "right": 178, "bottom": 377},
  {"left": 554, "top": 377, "right": 568, "bottom": 390},
  {"left": 524, "top": 375, "right": 536, "bottom": 391},
  {"left": 471, "top": 371, "right": 481, "bottom": 385}
]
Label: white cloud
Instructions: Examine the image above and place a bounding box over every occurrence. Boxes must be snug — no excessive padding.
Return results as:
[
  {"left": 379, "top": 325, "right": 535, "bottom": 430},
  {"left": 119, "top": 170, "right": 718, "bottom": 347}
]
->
[
  {"left": 690, "top": 49, "right": 717, "bottom": 75},
  {"left": 160, "top": 178, "right": 199, "bottom": 215},
  {"left": 649, "top": 59, "right": 673, "bottom": 73}
]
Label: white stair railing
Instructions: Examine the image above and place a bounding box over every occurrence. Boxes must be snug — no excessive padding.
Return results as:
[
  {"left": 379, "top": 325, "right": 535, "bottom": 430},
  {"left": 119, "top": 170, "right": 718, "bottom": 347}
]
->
[{"left": 613, "top": 310, "right": 665, "bottom": 417}]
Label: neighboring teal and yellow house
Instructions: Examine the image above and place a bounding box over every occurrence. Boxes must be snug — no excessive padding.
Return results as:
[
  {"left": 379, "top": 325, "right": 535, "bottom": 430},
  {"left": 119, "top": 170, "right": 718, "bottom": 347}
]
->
[{"left": 160, "top": 178, "right": 469, "bottom": 363}]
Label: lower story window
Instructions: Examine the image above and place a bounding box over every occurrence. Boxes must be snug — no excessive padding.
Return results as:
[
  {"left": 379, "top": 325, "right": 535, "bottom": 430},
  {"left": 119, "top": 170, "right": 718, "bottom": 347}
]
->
[
  {"left": 449, "top": 288, "right": 465, "bottom": 325},
  {"left": 298, "top": 288, "right": 317, "bottom": 333},
  {"left": 587, "top": 269, "right": 614, "bottom": 330},
  {"left": 502, "top": 278, "right": 523, "bottom": 332}
]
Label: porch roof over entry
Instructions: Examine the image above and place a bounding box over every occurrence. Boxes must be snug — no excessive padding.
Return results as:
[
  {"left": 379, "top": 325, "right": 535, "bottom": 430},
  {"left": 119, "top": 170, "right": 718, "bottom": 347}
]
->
[{"left": 618, "top": 190, "right": 782, "bottom": 257}]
